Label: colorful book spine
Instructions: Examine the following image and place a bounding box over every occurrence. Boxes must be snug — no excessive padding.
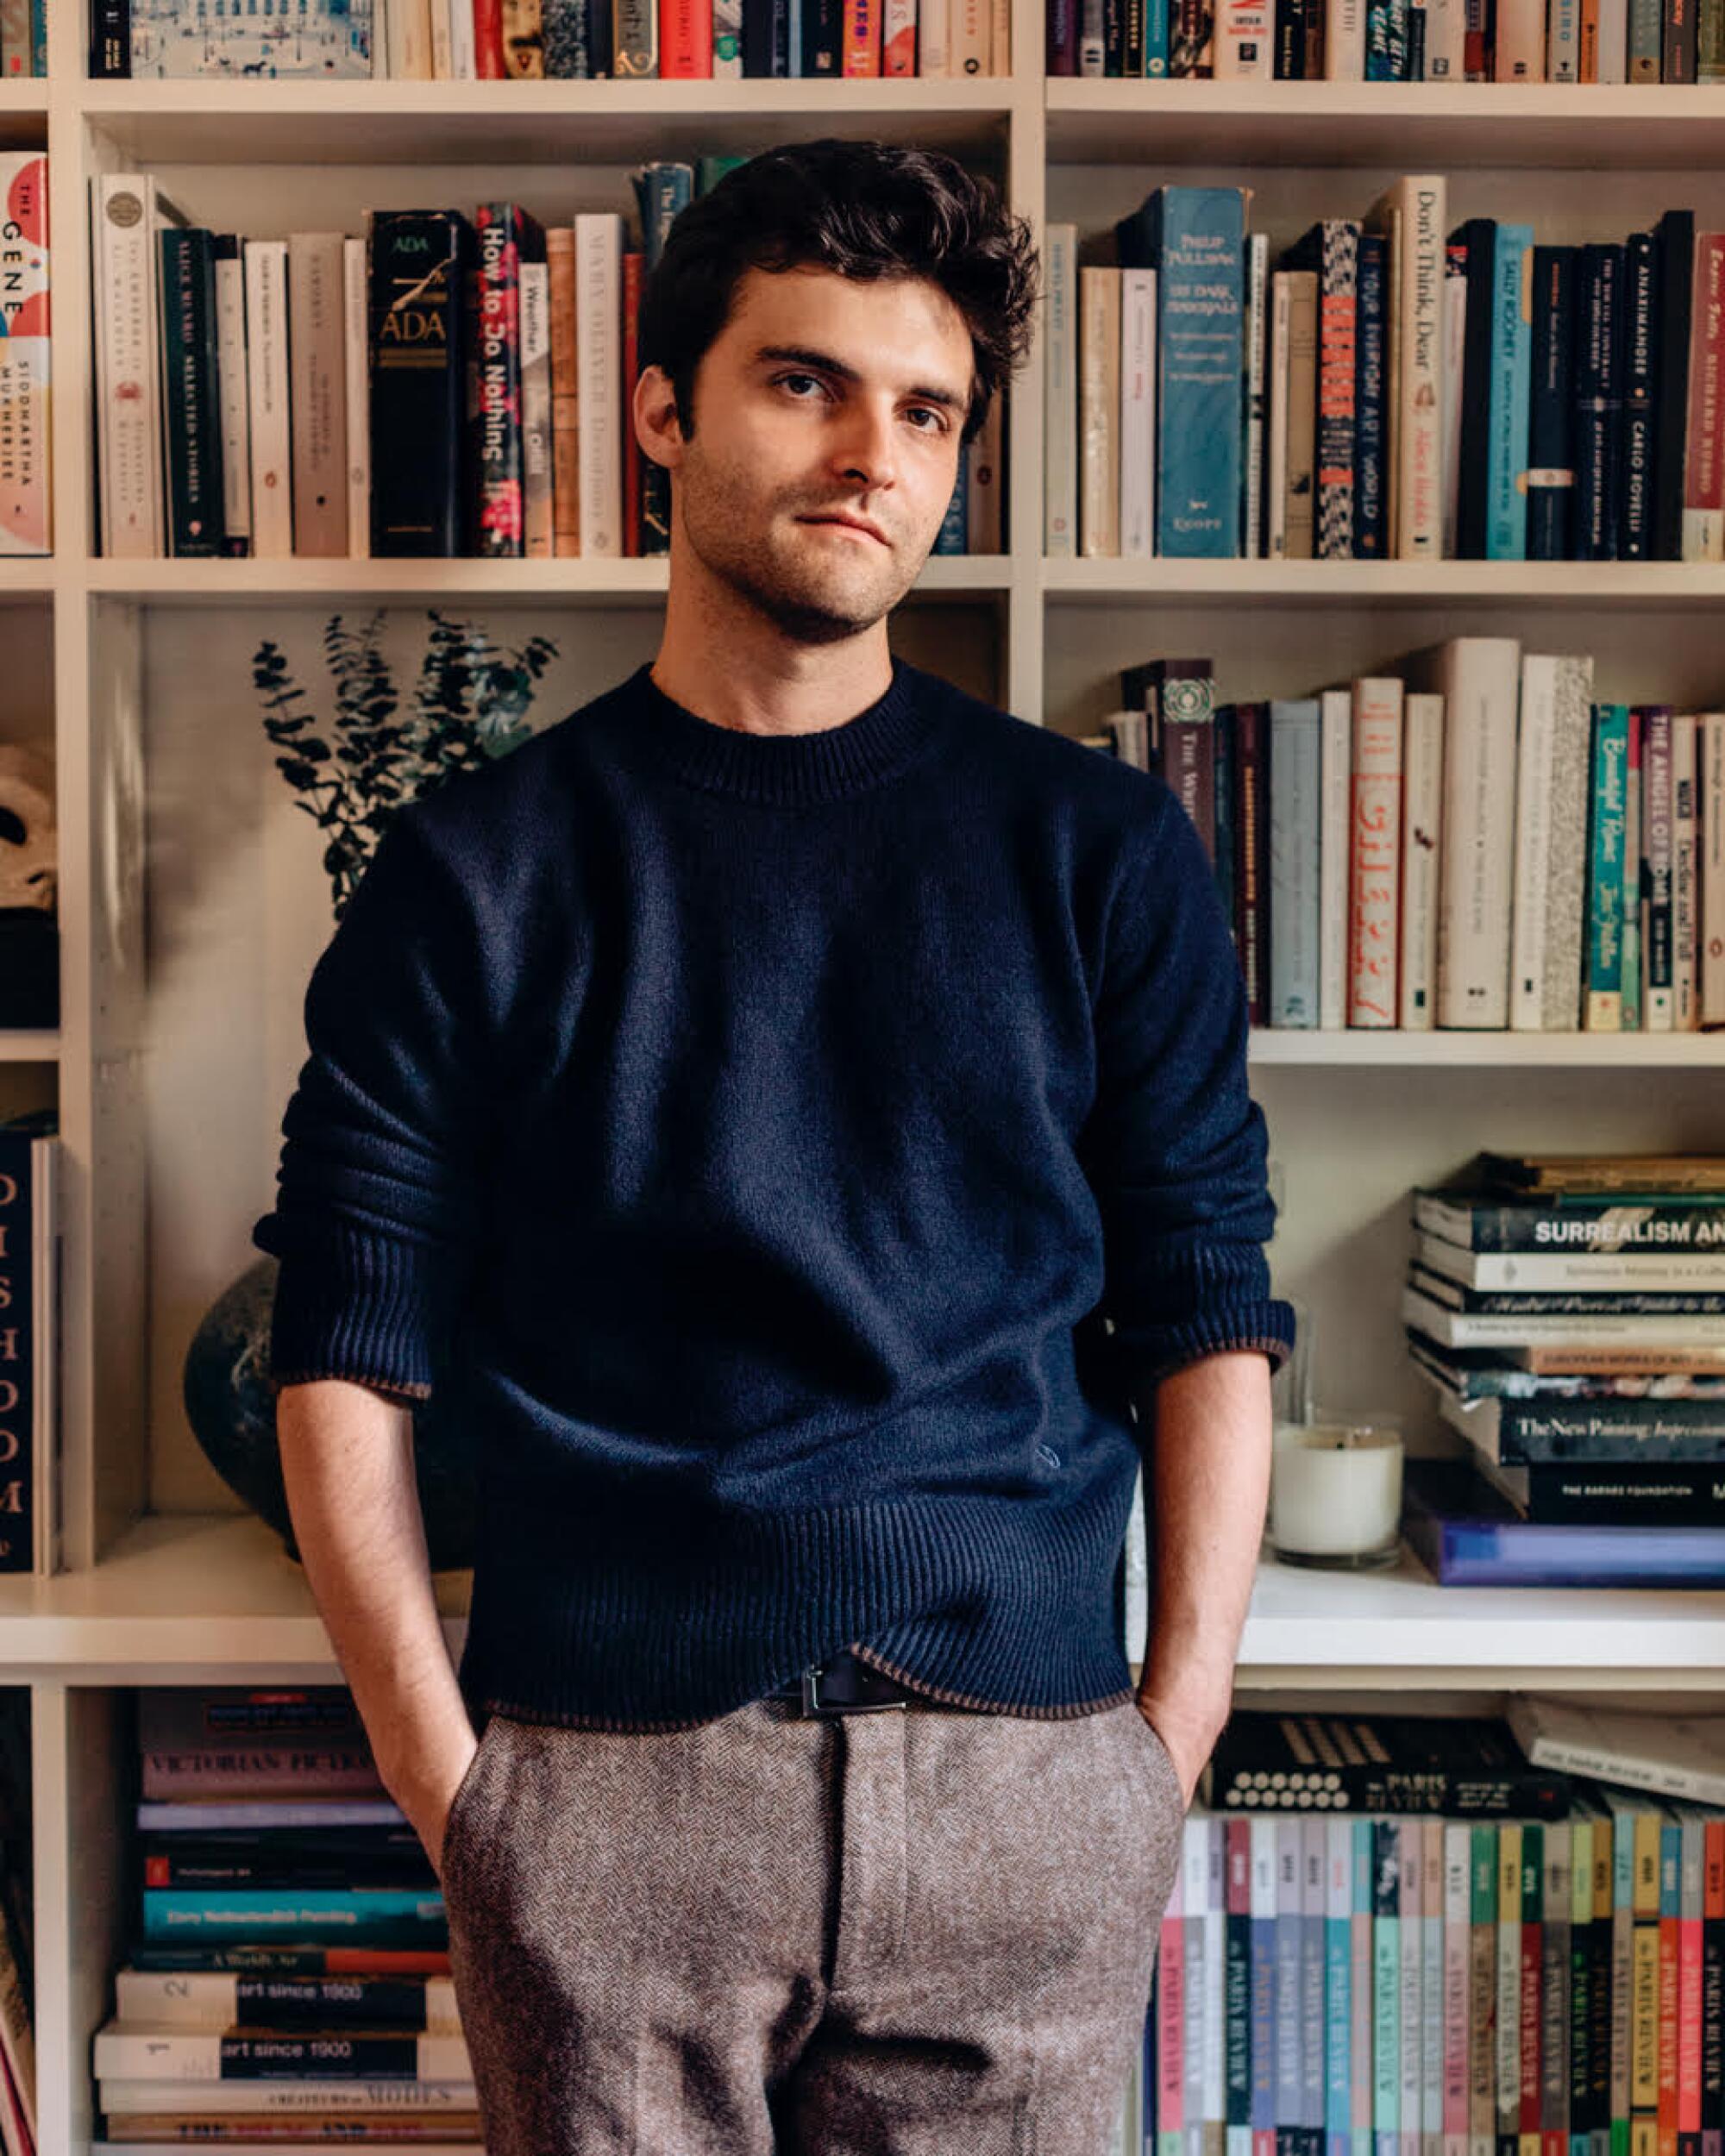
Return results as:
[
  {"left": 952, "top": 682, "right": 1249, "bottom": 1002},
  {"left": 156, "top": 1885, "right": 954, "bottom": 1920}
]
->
[
  {"left": 1584, "top": 704, "right": 1629, "bottom": 1031},
  {"left": 1486, "top": 223, "right": 1534, "bottom": 559}
]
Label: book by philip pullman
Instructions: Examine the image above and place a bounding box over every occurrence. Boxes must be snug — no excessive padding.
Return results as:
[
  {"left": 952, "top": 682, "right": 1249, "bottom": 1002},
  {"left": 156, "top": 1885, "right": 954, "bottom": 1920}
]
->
[{"left": 0, "top": 151, "right": 47, "bottom": 556}]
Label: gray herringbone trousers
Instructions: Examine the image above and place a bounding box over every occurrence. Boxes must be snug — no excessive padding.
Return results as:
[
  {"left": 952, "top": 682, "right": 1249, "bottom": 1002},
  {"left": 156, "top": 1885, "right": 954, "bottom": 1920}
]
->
[{"left": 440, "top": 1690, "right": 1185, "bottom": 2153}]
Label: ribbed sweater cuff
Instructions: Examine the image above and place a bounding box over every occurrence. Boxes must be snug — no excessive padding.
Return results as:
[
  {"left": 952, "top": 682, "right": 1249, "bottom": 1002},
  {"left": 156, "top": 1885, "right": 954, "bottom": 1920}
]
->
[
  {"left": 1110, "top": 1238, "right": 1297, "bottom": 1386},
  {"left": 262, "top": 1219, "right": 446, "bottom": 1403}
]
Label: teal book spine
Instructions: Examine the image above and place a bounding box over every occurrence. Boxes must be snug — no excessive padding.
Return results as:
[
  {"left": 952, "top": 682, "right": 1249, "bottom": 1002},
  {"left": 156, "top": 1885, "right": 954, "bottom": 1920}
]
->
[
  {"left": 1585, "top": 705, "right": 1628, "bottom": 1027},
  {"left": 1145, "top": 0, "right": 1170, "bottom": 72},
  {"left": 1354, "top": 1821, "right": 1376, "bottom": 2156},
  {"left": 1118, "top": 186, "right": 1245, "bottom": 557},
  {"left": 1375, "top": 1821, "right": 1402, "bottom": 2156},
  {"left": 1486, "top": 225, "right": 1534, "bottom": 559},
  {"left": 142, "top": 1889, "right": 446, "bottom": 1943}
]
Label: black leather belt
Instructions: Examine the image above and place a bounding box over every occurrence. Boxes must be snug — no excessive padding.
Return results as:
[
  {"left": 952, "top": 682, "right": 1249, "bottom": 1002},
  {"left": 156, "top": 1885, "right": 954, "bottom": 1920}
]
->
[{"left": 767, "top": 1645, "right": 929, "bottom": 1717}]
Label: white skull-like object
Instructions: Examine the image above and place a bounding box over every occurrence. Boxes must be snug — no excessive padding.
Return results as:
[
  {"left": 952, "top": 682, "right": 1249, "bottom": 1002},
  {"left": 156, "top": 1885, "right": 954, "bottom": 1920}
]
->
[{"left": 0, "top": 745, "right": 55, "bottom": 913}]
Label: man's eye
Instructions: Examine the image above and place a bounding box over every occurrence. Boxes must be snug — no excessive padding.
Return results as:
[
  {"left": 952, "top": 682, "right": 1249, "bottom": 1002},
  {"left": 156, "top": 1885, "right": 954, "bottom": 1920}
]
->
[
  {"left": 777, "top": 373, "right": 825, "bottom": 398},
  {"left": 906, "top": 407, "right": 948, "bottom": 433}
]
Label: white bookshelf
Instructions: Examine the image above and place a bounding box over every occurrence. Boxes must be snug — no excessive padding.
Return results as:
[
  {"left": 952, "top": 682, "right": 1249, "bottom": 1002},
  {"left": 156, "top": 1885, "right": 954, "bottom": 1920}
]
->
[{"left": 10, "top": 0, "right": 1725, "bottom": 2141}]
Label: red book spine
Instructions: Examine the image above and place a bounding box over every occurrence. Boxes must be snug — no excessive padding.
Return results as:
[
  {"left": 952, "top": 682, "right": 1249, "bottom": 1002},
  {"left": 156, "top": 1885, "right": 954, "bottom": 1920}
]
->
[
  {"left": 1659, "top": 1893, "right": 1681, "bottom": 2156},
  {"left": 623, "top": 248, "right": 643, "bottom": 556},
  {"left": 659, "top": 0, "right": 715, "bottom": 71},
  {"left": 843, "top": 0, "right": 881, "bottom": 71},
  {"left": 471, "top": 0, "right": 507, "bottom": 72}
]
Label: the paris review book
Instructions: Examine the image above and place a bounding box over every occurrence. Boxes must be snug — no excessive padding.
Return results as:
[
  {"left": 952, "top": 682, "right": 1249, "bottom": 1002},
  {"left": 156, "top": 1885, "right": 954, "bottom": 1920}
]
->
[
  {"left": 0, "top": 152, "right": 47, "bottom": 555},
  {"left": 0, "top": 1108, "right": 59, "bottom": 1576}
]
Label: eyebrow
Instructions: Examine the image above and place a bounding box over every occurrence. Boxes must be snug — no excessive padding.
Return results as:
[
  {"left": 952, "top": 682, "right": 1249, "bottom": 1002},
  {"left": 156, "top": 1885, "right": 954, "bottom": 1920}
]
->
[{"left": 752, "top": 342, "right": 969, "bottom": 415}]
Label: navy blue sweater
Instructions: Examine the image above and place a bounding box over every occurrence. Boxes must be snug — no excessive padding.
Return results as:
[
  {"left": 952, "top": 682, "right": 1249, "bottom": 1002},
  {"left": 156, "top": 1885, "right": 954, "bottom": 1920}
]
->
[{"left": 252, "top": 656, "right": 1295, "bottom": 1731}]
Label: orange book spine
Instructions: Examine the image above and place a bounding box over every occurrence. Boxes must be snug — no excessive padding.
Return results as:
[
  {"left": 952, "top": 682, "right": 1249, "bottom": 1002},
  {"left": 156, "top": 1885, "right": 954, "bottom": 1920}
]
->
[
  {"left": 548, "top": 226, "right": 580, "bottom": 556},
  {"left": 843, "top": 0, "right": 881, "bottom": 71},
  {"left": 622, "top": 249, "right": 643, "bottom": 557}
]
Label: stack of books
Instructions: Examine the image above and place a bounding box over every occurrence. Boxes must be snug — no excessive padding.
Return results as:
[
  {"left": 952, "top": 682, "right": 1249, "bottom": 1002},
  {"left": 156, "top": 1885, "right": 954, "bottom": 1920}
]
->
[
  {"left": 1049, "top": 0, "right": 1722, "bottom": 82},
  {"left": 1135, "top": 1706, "right": 1725, "bottom": 2156},
  {"left": 1085, "top": 649, "right": 1725, "bottom": 1035},
  {"left": 91, "top": 163, "right": 1003, "bottom": 563},
  {"left": 94, "top": 1686, "right": 480, "bottom": 2143},
  {"left": 1047, "top": 181, "right": 1723, "bottom": 565},
  {"left": 1402, "top": 1150, "right": 1725, "bottom": 1586}
]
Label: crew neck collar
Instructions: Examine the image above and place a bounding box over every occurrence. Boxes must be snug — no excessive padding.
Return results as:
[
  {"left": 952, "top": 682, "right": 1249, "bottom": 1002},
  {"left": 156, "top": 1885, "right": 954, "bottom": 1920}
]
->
[{"left": 627, "top": 656, "right": 940, "bottom": 807}]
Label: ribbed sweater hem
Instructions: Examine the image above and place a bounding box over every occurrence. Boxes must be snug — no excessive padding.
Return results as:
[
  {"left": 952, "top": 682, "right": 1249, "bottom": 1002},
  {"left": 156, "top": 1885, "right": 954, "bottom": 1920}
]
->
[{"left": 457, "top": 1467, "right": 1141, "bottom": 1731}]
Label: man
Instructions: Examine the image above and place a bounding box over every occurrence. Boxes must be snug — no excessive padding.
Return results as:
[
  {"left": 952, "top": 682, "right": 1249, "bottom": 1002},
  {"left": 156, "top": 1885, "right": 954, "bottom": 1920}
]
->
[{"left": 254, "top": 137, "right": 1295, "bottom": 2155}]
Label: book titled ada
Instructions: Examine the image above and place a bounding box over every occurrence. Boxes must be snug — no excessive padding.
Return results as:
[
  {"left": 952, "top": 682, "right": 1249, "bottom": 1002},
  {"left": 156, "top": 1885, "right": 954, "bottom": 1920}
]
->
[{"left": 0, "top": 1106, "right": 58, "bottom": 1576}]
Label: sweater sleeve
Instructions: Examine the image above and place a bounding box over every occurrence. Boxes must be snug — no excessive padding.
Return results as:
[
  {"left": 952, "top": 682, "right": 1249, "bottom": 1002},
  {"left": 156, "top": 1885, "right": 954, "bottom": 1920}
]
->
[
  {"left": 250, "top": 806, "right": 488, "bottom": 1405},
  {"left": 1078, "top": 784, "right": 1298, "bottom": 1393}
]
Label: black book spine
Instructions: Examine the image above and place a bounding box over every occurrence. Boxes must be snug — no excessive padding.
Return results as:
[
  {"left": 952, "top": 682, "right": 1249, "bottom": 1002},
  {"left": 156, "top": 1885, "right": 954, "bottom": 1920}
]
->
[
  {"left": 1703, "top": 1837, "right": 1724, "bottom": 2156},
  {"left": 742, "top": 0, "right": 775, "bottom": 71},
  {"left": 370, "top": 212, "right": 474, "bottom": 557},
  {"left": 1454, "top": 218, "right": 1498, "bottom": 559},
  {"left": 1276, "top": 0, "right": 1308, "bottom": 72},
  {"left": 1213, "top": 702, "right": 1236, "bottom": 925},
  {"left": 586, "top": 0, "right": 614, "bottom": 74},
  {"left": 800, "top": 0, "right": 843, "bottom": 66},
  {"left": 91, "top": 0, "right": 129, "bottom": 75},
  {"left": 158, "top": 229, "right": 226, "bottom": 560},
  {"left": 1619, "top": 230, "right": 1659, "bottom": 560},
  {"left": 1571, "top": 242, "right": 1624, "bottom": 561},
  {"left": 0, "top": 1135, "right": 35, "bottom": 1574},
  {"left": 1354, "top": 232, "right": 1388, "bottom": 557},
  {"left": 1664, "top": 0, "right": 1698, "bottom": 76},
  {"left": 1653, "top": 210, "right": 1695, "bottom": 560},
  {"left": 1526, "top": 244, "right": 1574, "bottom": 561},
  {"left": 1511, "top": 1462, "right": 1725, "bottom": 1526},
  {"left": 1123, "top": 0, "right": 1145, "bottom": 74},
  {"left": 1105, "top": 0, "right": 1126, "bottom": 71}
]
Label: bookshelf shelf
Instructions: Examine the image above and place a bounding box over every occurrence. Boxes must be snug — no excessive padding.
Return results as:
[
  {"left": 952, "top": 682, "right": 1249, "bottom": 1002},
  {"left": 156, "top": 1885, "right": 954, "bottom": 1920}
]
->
[
  {"left": 78, "top": 75, "right": 1014, "bottom": 164},
  {"left": 1042, "top": 559, "right": 1725, "bottom": 605},
  {"left": 81, "top": 552, "right": 1013, "bottom": 602},
  {"left": 1042, "top": 81, "right": 1725, "bottom": 168},
  {"left": 1246, "top": 1029, "right": 1725, "bottom": 1066},
  {"left": 0, "top": 1031, "right": 58, "bottom": 1062}
]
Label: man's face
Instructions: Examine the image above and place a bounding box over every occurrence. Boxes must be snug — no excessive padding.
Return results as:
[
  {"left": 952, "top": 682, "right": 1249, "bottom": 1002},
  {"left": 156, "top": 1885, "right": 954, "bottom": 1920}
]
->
[{"left": 652, "top": 263, "right": 975, "bottom": 646}]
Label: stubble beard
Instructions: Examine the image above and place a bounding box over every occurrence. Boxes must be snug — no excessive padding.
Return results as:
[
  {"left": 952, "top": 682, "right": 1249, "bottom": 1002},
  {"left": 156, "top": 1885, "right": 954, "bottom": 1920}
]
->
[{"left": 676, "top": 463, "right": 920, "bottom": 646}]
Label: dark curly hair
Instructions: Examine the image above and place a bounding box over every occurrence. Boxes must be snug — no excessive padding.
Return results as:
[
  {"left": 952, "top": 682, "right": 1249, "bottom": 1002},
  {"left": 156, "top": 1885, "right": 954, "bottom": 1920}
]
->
[{"left": 637, "top": 137, "right": 1039, "bottom": 450}]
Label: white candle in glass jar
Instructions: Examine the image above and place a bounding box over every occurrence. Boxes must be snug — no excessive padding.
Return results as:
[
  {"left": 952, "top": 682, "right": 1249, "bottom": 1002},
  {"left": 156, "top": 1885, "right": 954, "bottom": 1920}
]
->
[{"left": 1269, "top": 1421, "right": 1404, "bottom": 1560}]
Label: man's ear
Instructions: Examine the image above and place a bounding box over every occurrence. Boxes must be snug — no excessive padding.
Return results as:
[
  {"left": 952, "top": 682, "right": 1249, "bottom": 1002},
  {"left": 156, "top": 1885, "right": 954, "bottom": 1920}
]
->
[{"left": 633, "top": 363, "right": 683, "bottom": 474}]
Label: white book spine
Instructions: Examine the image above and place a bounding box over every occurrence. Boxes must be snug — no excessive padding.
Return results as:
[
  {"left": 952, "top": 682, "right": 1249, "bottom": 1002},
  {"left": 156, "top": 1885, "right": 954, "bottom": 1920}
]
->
[
  {"left": 1595, "top": 0, "right": 1628, "bottom": 78},
  {"left": 1509, "top": 652, "right": 1558, "bottom": 1031},
  {"left": 1683, "top": 241, "right": 1725, "bottom": 563},
  {"left": 1442, "top": 1824, "right": 1471, "bottom": 2156},
  {"left": 243, "top": 238, "right": 293, "bottom": 559},
  {"left": 342, "top": 235, "right": 369, "bottom": 559},
  {"left": 448, "top": 0, "right": 476, "bottom": 74},
  {"left": 520, "top": 258, "right": 552, "bottom": 561},
  {"left": 1398, "top": 177, "right": 1446, "bottom": 559},
  {"left": 1399, "top": 689, "right": 1443, "bottom": 1031},
  {"left": 1319, "top": 686, "right": 1352, "bottom": 1031},
  {"left": 1546, "top": 0, "right": 1578, "bottom": 76},
  {"left": 286, "top": 231, "right": 348, "bottom": 559},
  {"left": 1078, "top": 0, "right": 1104, "bottom": 70},
  {"left": 951, "top": 0, "right": 990, "bottom": 72},
  {"left": 1203, "top": 1823, "right": 1226, "bottom": 2156},
  {"left": 213, "top": 249, "right": 252, "bottom": 547},
  {"left": 1267, "top": 270, "right": 1291, "bottom": 560},
  {"left": 574, "top": 213, "right": 622, "bottom": 559},
  {"left": 1543, "top": 654, "right": 1592, "bottom": 1029},
  {"left": 1243, "top": 232, "right": 1268, "bottom": 561},
  {"left": 428, "top": 0, "right": 454, "bottom": 73},
  {"left": 100, "top": 2078, "right": 478, "bottom": 2116},
  {"left": 1213, "top": 0, "right": 1272, "bottom": 72},
  {"left": 919, "top": 0, "right": 950, "bottom": 68},
  {"left": 990, "top": 0, "right": 1009, "bottom": 71},
  {"left": 1433, "top": 636, "right": 1521, "bottom": 1028},
  {"left": 1044, "top": 222, "right": 1077, "bottom": 557},
  {"left": 1324, "top": 0, "right": 1364, "bottom": 73},
  {"left": 1347, "top": 675, "right": 1403, "bottom": 1028},
  {"left": 1492, "top": 0, "right": 1544, "bottom": 72},
  {"left": 1424, "top": 0, "right": 1465, "bottom": 72},
  {"left": 94, "top": 175, "right": 164, "bottom": 558},
  {"left": 1120, "top": 268, "right": 1156, "bottom": 559},
  {"left": 714, "top": 0, "right": 743, "bottom": 72},
  {"left": 1079, "top": 266, "right": 1120, "bottom": 557},
  {"left": 1183, "top": 1818, "right": 1209, "bottom": 2153},
  {"left": 965, "top": 391, "right": 1002, "bottom": 553},
  {"left": 1673, "top": 711, "right": 1698, "bottom": 1029}
]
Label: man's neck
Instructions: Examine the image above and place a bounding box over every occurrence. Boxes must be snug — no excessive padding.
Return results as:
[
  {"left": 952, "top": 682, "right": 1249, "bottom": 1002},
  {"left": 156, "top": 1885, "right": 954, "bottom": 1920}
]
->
[{"left": 649, "top": 581, "right": 894, "bottom": 738}]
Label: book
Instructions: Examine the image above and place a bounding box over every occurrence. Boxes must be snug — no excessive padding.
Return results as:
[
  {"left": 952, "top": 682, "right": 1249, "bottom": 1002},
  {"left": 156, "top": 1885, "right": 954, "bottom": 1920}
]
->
[
  {"left": 1508, "top": 1702, "right": 1725, "bottom": 1814},
  {"left": 1401, "top": 1458, "right": 1725, "bottom": 1585},
  {"left": 1200, "top": 1713, "right": 1569, "bottom": 1818}
]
